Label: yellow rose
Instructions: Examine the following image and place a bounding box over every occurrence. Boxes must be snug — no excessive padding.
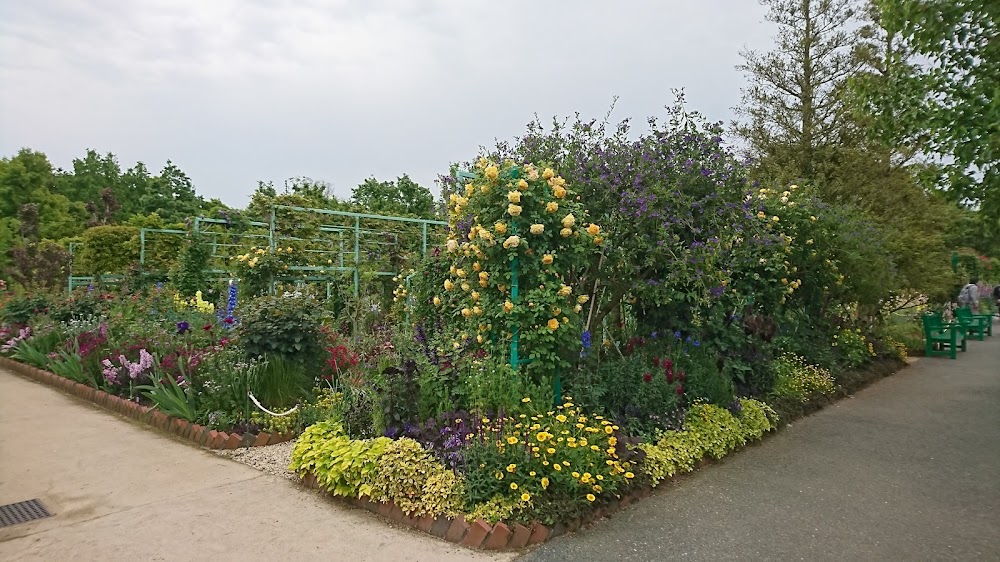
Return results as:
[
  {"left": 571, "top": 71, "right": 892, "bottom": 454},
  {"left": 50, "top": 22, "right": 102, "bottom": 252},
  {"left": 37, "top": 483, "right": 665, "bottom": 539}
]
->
[
  {"left": 479, "top": 271, "right": 489, "bottom": 281},
  {"left": 553, "top": 186, "right": 567, "bottom": 198},
  {"left": 508, "top": 204, "right": 523, "bottom": 216},
  {"left": 517, "top": 178, "right": 529, "bottom": 191},
  {"left": 465, "top": 182, "right": 475, "bottom": 196},
  {"left": 494, "top": 222, "right": 507, "bottom": 234},
  {"left": 557, "top": 285, "right": 572, "bottom": 297},
  {"left": 545, "top": 201, "right": 559, "bottom": 213},
  {"left": 578, "top": 295, "right": 590, "bottom": 304},
  {"left": 484, "top": 164, "right": 499, "bottom": 181},
  {"left": 508, "top": 190, "right": 522, "bottom": 203},
  {"left": 562, "top": 213, "right": 576, "bottom": 228},
  {"left": 446, "top": 239, "right": 458, "bottom": 253},
  {"left": 530, "top": 223, "right": 544, "bottom": 235},
  {"left": 586, "top": 224, "right": 600, "bottom": 236},
  {"left": 542, "top": 167, "right": 555, "bottom": 180},
  {"left": 444, "top": 279, "right": 454, "bottom": 291},
  {"left": 560, "top": 227, "right": 572, "bottom": 237},
  {"left": 503, "top": 300, "right": 514, "bottom": 313},
  {"left": 542, "top": 254, "right": 554, "bottom": 265},
  {"left": 548, "top": 175, "right": 566, "bottom": 188},
  {"left": 461, "top": 282, "right": 470, "bottom": 292},
  {"left": 574, "top": 304, "right": 582, "bottom": 313},
  {"left": 471, "top": 291, "right": 480, "bottom": 301},
  {"left": 547, "top": 318, "right": 559, "bottom": 330},
  {"left": 462, "top": 308, "right": 472, "bottom": 318},
  {"left": 456, "top": 268, "right": 466, "bottom": 278},
  {"left": 473, "top": 306, "right": 482, "bottom": 316},
  {"left": 502, "top": 235, "right": 521, "bottom": 249},
  {"left": 473, "top": 262, "right": 481, "bottom": 272},
  {"left": 594, "top": 236, "right": 603, "bottom": 245}
]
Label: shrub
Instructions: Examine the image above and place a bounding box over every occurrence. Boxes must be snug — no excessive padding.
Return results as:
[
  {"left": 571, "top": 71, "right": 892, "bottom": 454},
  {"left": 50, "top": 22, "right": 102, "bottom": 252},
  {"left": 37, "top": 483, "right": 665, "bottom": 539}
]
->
[
  {"left": 74, "top": 226, "right": 139, "bottom": 275},
  {"left": 170, "top": 233, "right": 212, "bottom": 298},
  {"left": 238, "top": 291, "right": 326, "bottom": 368},
  {"left": 832, "top": 327, "right": 875, "bottom": 370},
  {"left": 770, "top": 353, "right": 836, "bottom": 403},
  {"left": 369, "top": 439, "right": 465, "bottom": 517},
  {"left": 1, "top": 295, "right": 49, "bottom": 325}
]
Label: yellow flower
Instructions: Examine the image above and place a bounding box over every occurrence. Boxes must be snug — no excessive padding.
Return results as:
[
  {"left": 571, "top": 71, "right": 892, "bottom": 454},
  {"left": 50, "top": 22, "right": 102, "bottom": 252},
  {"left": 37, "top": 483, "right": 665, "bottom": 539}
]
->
[
  {"left": 572, "top": 471, "right": 581, "bottom": 478},
  {"left": 502, "top": 235, "right": 521, "bottom": 249},
  {"left": 587, "top": 224, "right": 600, "bottom": 236},
  {"left": 503, "top": 300, "right": 514, "bottom": 313},
  {"left": 586, "top": 494, "right": 596, "bottom": 502},
  {"left": 485, "top": 164, "right": 499, "bottom": 181},
  {"left": 517, "top": 178, "right": 529, "bottom": 191},
  {"left": 557, "top": 285, "right": 572, "bottom": 297},
  {"left": 507, "top": 204, "right": 523, "bottom": 216},
  {"left": 574, "top": 304, "right": 583, "bottom": 313},
  {"left": 433, "top": 296, "right": 441, "bottom": 306},
  {"left": 772, "top": 216, "right": 780, "bottom": 222},
  {"left": 536, "top": 432, "right": 549, "bottom": 442},
  {"left": 542, "top": 167, "right": 555, "bottom": 180},
  {"left": 446, "top": 239, "right": 458, "bottom": 253},
  {"left": 509, "top": 482, "right": 518, "bottom": 490},
  {"left": 625, "top": 471, "right": 634, "bottom": 479},
  {"left": 456, "top": 268, "right": 466, "bottom": 278},
  {"left": 479, "top": 271, "right": 489, "bottom": 281},
  {"left": 541, "top": 254, "right": 554, "bottom": 265},
  {"left": 286, "top": 246, "right": 292, "bottom": 253},
  {"left": 507, "top": 463, "right": 517, "bottom": 472},
  {"left": 530, "top": 223, "right": 544, "bottom": 235},
  {"left": 476, "top": 334, "right": 484, "bottom": 344},
  {"left": 547, "top": 447, "right": 556, "bottom": 454},
  {"left": 472, "top": 262, "right": 481, "bottom": 272},
  {"left": 560, "top": 227, "right": 573, "bottom": 237},
  {"left": 547, "top": 318, "right": 560, "bottom": 330},
  {"left": 551, "top": 186, "right": 566, "bottom": 198},
  {"left": 594, "top": 236, "right": 603, "bottom": 245},
  {"left": 545, "top": 201, "right": 559, "bottom": 213},
  {"left": 561, "top": 213, "right": 576, "bottom": 228},
  {"left": 444, "top": 279, "right": 454, "bottom": 291},
  {"left": 461, "top": 308, "right": 472, "bottom": 318},
  {"left": 521, "top": 397, "right": 531, "bottom": 403},
  {"left": 604, "top": 426, "right": 613, "bottom": 434},
  {"left": 495, "top": 222, "right": 508, "bottom": 234},
  {"left": 521, "top": 493, "right": 531, "bottom": 502},
  {"left": 556, "top": 414, "right": 567, "bottom": 422},
  {"left": 508, "top": 190, "right": 522, "bottom": 203},
  {"left": 553, "top": 464, "right": 562, "bottom": 471},
  {"left": 577, "top": 295, "right": 590, "bottom": 304},
  {"left": 541, "top": 477, "right": 550, "bottom": 489}
]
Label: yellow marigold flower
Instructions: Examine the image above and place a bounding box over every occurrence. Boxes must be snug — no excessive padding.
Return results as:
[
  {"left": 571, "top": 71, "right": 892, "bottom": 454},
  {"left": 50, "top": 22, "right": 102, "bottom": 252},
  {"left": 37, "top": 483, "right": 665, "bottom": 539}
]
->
[
  {"left": 553, "top": 464, "right": 562, "bottom": 471},
  {"left": 503, "top": 300, "right": 514, "bottom": 313},
  {"left": 547, "top": 318, "right": 560, "bottom": 330},
  {"left": 541, "top": 477, "right": 550, "bottom": 489},
  {"left": 556, "top": 414, "right": 567, "bottom": 422},
  {"left": 502, "top": 235, "right": 521, "bottom": 249},
  {"left": 560, "top": 227, "right": 572, "bottom": 237},
  {"left": 433, "top": 296, "right": 441, "bottom": 306},
  {"left": 508, "top": 190, "right": 522, "bottom": 203},
  {"left": 547, "top": 447, "right": 556, "bottom": 454},
  {"left": 521, "top": 492, "right": 531, "bottom": 502},
  {"left": 625, "top": 471, "right": 634, "bottom": 479},
  {"left": 485, "top": 164, "right": 499, "bottom": 181},
  {"left": 542, "top": 167, "right": 555, "bottom": 180},
  {"left": 604, "top": 426, "right": 613, "bottom": 434},
  {"left": 587, "top": 224, "right": 600, "bottom": 236},
  {"left": 508, "top": 204, "right": 523, "bottom": 216},
  {"left": 530, "top": 223, "right": 544, "bottom": 235},
  {"left": 507, "top": 463, "right": 517, "bottom": 472},
  {"left": 562, "top": 214, "right": 576, "bottom": 228},
  {"left": 545, "top": 201, "right": 559, "bottom": 213},
  {"left": 444, "top": 279, "right": 454, "bottom": 291},
  {"left": 553, "top": 186, "right": 567, "bottom": 198},
  {"left": 536, "top": 432, "right": 549, "bottom": 442},
  {"left": 542, "top": 254, "right": 554, "bottom": 265},
  {"left": 586, "top": 494, "right": 596, "bottom": 502},
  {"left": 572, "top": 471, "right": 581, "bottom": 478}
]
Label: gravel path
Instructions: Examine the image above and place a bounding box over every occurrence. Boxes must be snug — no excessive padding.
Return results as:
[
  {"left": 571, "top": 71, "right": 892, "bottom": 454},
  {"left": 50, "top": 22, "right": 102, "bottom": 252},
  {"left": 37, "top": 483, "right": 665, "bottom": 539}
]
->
[{"left": 216, "top": 439, "right": 298, "bottom": 480}]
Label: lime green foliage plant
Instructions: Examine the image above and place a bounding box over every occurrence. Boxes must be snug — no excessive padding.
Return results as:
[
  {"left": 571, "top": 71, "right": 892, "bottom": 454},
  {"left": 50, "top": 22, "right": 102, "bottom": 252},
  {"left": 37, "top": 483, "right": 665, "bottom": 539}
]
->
[
  {"left": 74, "top": 225, "right": 139, "bottom": 275},
  {"left": 770, "top": 353, "right": 836, "bottom": 403},
  {"left": 640, "top": 399, "right": 778, "bottom": 485}
]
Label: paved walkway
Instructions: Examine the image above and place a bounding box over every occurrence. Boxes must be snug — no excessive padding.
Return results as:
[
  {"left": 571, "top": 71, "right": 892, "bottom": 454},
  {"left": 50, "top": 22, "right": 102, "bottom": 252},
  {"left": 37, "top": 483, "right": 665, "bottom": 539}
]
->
[
  {"left": 0, "top": 370, "right": 511, "bottom": 562},
  {"left": 522, "top": 321, "right": 1000, "bottom": 561}
]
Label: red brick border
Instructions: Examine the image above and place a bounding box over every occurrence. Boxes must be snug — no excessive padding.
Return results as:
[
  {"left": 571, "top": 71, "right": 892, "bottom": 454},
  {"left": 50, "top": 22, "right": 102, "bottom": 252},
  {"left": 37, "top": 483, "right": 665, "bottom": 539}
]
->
[{"left": 0, "top": 356, "right": 297, "bottom": 450}]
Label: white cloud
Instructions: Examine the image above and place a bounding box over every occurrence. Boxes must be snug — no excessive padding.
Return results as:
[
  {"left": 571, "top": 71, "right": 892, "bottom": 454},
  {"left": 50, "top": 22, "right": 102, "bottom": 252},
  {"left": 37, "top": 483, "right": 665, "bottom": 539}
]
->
[{"left": 0, "top": 0, "right": 775, "bottom": 205}]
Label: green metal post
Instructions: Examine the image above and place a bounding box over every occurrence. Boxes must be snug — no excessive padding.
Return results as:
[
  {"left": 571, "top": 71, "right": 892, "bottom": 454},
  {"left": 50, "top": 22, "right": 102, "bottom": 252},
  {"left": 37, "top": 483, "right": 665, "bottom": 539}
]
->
[
  {"left": 139, "top": 229, "right": 146, "bottom": 267},
  {"left": 353, "top": 216, "right": 360, "bottom": 298},
  {"left": 269, "top": 207, "right": 276, "bottom": 252},
  {"left": 510, "top": 224, "right": 520, "bottom": 372},
  {"left": 421, "top": 222, "right": 428, "bottom": 257}
]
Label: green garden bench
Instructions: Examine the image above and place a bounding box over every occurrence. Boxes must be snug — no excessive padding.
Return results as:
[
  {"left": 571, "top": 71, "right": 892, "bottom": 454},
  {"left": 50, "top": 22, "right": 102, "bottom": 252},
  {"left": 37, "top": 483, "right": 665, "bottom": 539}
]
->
[
  {"left": 955, "top": 307, "right": 992, "bottom": 340},
  {"left": 922, "top": 312, "right": 966, "bottom": 359}
]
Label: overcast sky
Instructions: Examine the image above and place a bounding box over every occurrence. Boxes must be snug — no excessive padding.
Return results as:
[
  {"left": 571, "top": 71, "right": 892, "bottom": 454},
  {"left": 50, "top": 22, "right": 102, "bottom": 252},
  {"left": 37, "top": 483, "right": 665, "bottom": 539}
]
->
[{"left": 0, "top": 0, "right": 775, "bottom": 207}]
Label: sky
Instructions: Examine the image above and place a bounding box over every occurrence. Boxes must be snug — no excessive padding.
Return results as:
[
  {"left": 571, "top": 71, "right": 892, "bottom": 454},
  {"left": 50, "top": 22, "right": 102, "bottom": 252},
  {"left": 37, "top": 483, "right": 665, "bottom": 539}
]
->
[{"left": 0, "top": 0, "right": 776, "bottom": 207}]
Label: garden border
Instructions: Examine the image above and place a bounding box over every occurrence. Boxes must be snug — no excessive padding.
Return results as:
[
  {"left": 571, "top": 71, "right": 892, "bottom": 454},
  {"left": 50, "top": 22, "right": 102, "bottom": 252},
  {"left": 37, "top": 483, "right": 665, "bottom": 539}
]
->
[
  {"left": 293, "top": 357, "right": 908, "bottom": 551},
  {"left": 0, "top": 356, "right": 295, "bottom": 450}
]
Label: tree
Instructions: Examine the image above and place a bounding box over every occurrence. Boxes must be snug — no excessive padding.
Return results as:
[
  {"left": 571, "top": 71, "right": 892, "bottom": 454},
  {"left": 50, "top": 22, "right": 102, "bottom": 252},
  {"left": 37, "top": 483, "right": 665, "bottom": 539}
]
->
[
  {"left": 735, "top": 0, "right": 861, "bottom": 180},
  {"left": 859, "top": 0, "right": 999, "bottom": 222},
  {"left": 351, "top": 174, "right": 435, "bottom": 218}
]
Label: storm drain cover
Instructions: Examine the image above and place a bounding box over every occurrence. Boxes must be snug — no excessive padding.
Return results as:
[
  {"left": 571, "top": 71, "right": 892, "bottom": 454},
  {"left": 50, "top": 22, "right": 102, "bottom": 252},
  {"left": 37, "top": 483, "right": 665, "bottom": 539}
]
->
[{"left": 0, "top": 499, "right": 52, "bottom": 528}]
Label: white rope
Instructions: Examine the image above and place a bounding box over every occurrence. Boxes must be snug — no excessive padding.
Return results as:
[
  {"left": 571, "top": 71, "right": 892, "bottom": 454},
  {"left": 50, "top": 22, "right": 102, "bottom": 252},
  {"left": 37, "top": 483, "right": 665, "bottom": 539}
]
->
[{"left": 248, "top": 392, "right": 299, "bottom": 416}]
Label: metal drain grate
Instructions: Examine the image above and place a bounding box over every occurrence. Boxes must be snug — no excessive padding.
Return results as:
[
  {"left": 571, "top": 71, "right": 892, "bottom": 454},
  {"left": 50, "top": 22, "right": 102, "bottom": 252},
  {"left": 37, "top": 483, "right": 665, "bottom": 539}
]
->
[{"left": 0, "top": 499, "right": 52, "bottom": 528}]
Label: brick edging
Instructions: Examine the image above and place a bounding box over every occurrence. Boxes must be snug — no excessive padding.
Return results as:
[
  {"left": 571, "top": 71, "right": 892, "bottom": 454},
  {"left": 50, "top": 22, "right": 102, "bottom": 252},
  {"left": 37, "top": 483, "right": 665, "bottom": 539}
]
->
[{"left": 0, "top": 356, "right": 295, "bottom": 450}]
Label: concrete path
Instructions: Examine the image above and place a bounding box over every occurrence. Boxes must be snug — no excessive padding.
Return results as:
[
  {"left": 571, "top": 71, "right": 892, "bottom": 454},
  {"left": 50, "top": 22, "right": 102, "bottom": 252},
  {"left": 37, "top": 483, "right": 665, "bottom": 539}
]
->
[
  {"left": 0, "top": 370, "right": 511, "bottom": 562},
  {"left": 522, "top": 323, "right": 1000, "bottom": 561}
]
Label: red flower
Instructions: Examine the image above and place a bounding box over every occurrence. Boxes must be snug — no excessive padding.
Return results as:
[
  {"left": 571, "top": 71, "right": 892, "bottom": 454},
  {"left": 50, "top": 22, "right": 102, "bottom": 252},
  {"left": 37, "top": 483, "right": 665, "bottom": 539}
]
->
[
  {"left": 666, "top": 371, "right": 674, "bottom": 383},
  {"left": 663, "top": 358, "right": 673, "bottom": 370},
  {"left": 678, "top": 371, "right": 686, "bottom": 382},
  {"left": 643, "top": 372, "right": 652, "bottom": 383},
  {"left": 676, "top": 384, "right": 685, "bottom": 395},
  {"left": 652, "top": 356, "right": 660, "bottom": 368},
  {"left": 203, "top": 324, "right": 213, "bottom": 331}
]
